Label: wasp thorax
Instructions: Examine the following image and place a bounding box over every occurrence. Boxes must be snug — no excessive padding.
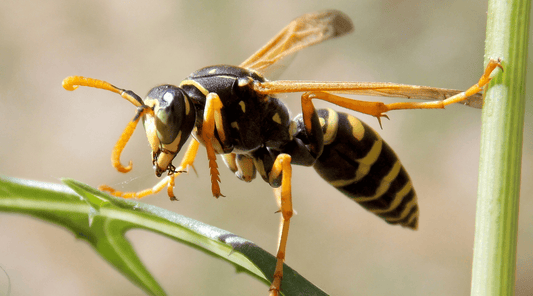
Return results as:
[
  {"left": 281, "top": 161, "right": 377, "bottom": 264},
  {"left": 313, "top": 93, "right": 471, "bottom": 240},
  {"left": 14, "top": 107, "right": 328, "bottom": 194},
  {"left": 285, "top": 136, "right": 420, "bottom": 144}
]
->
[{"left": 143, "top": 85, "right": 196, "bottom": 176}]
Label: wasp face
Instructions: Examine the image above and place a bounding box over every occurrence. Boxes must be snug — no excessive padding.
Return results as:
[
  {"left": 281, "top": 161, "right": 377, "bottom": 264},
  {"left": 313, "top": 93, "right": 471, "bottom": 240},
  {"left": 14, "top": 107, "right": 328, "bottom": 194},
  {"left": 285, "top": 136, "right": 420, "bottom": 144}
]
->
[{"left": 143, "top": 85, "right": 196, "bottom": 176}]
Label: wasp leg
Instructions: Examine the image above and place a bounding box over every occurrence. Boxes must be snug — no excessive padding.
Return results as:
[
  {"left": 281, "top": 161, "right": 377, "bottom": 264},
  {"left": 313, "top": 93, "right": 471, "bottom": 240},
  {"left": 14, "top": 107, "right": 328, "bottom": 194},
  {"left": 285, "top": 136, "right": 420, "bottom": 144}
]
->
[
  {"left": 99, "top": 175, "right": 175, "bottom": 199},
  {"left": 434, "top": 58, "right": 502, "bottom": 106},
  {"left": 98, "top": 106, "right": 166, "bottom": 199},
  {"left": 166, "top": 139, "right": 201, "bottom": 200},
  {"left": 301, "top": 59, "right": 502, "bottom": 127},
  {"left": 301, "top": 91, "right": 391, "bottom": 128},
  {"left": 298, "top": 95, "right": 326, "bottom": 157},
  {"left": 174, "top": 139, "right": 200, "bottom": 175},
  {"left": 201, "top": 93, "right": 225, "bottom": 198},
  {"left": 373, "top": 58, "right": 502, "bottom": 111},
  {"left": 99, "top": 140, "right": 200, "bottom": 200},
  {"left": 268, "top": 154, "right": 293, "bottom": 296}
]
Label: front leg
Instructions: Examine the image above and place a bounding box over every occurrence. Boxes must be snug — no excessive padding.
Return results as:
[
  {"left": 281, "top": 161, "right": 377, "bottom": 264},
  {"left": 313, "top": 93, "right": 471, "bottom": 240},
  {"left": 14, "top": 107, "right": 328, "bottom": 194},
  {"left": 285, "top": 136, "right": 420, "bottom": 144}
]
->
[
  {"left": 100, "top": 139, "right": 200, "bottom": 200},
  {"left": 201, "top": 92, "right": 226, "bottom": 198}
]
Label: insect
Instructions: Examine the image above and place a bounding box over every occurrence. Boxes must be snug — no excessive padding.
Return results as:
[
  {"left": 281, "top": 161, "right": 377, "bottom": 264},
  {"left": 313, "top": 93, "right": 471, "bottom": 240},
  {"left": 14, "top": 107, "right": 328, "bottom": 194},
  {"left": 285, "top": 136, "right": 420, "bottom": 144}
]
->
[{"left": 62, "top": 10, "right": 501, "bottom": 295}]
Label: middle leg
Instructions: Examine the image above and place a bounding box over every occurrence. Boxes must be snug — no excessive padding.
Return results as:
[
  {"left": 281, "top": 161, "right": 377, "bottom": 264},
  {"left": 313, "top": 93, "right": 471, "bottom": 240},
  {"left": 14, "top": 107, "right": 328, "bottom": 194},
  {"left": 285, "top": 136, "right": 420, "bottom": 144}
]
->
[{"left": 268, "top": 153, "right": 293, "bottom": 296}]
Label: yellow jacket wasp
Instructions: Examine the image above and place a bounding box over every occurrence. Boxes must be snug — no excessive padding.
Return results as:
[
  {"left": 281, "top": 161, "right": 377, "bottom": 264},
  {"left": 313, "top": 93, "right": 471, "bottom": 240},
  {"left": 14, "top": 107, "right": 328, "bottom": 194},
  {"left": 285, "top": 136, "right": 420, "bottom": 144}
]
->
[{"left": 62, "top": 10, "right": 501, "bottom": 295}]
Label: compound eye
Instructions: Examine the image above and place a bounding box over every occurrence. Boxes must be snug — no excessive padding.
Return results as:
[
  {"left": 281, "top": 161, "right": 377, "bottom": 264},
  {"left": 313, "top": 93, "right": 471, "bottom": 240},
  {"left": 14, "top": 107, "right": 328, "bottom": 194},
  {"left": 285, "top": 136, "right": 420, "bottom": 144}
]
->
[
  {"left": 142, "top": 86, "right": 181, "bottom": 143},
  {"left": 155, "top": 91, "right": 181, "bottom": 141},
  {"left": 143, "top": 85, "right": 196, "bottom": 152}
]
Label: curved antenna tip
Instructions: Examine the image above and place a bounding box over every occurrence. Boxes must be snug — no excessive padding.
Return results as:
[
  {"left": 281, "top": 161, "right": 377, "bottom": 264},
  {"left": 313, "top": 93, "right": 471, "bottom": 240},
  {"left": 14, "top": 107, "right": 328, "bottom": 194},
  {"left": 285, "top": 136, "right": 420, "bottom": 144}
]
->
[{"left": 62, "top": 76, "right": 80, "bottom": 91}]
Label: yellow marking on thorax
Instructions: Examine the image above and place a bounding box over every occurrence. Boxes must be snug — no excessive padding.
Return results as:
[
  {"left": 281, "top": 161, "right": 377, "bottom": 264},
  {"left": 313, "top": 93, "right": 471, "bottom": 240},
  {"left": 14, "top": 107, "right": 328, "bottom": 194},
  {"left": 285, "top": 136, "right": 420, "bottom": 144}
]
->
[
  {"left": 239, "top": 101, "right": 246, "bottom": 113},
  {"left": 216, "top": 75, "right": 236, "bottom": 80},
  {"left": 179, "top": 80, "right": 209, "bottom": 96},
  {"left": 238, "top": 76, "right": 254, "bottom": 87},
  {"left": 208, "top": 68, "right": 217, "bottom": 74},
  {"left": 272, "top": 113, "right": 282, "bottom": 124},
  {"left": 231, "top": 121, "right": 239, "bottom": 130},
  {"left": 288, "top": 120, "right": 298, "bottom": 140}
]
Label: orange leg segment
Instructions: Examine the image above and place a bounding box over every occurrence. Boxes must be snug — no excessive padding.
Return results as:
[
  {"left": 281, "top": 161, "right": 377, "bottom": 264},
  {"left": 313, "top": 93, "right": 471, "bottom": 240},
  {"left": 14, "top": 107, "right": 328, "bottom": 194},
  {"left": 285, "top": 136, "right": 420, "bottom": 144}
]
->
[
  {"left": 268, "top": 154, "right": 293, "bottom": 296},
  {"left": 175, "top": 139, "right": 200, "bottom": 174},
  {"left": 301, "top": 58, "right": 502, "bottom": 127},
  {"left": 99, "top": 175, "right": 176, "bottom": 199},
  {"left": 100, "top": 138, "right": 202, "bottom": 200},
  {"left": 201, "top": 93, "right": 225, "bottom": 198}
]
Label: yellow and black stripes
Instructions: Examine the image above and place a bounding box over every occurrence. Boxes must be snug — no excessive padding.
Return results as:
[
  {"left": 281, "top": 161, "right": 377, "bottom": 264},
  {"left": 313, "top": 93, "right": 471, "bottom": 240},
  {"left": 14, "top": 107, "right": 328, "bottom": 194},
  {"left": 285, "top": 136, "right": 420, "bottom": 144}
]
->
[{"left": 312, "top": 108, "right": 419, "bottom": 229}]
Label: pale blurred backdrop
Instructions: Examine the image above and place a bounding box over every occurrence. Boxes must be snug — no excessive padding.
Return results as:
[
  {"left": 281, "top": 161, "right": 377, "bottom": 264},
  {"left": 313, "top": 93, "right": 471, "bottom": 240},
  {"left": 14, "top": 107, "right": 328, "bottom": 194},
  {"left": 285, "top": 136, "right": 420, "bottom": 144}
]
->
[{"left": 1, "top": 1, "right": 532, "bottom": 295}]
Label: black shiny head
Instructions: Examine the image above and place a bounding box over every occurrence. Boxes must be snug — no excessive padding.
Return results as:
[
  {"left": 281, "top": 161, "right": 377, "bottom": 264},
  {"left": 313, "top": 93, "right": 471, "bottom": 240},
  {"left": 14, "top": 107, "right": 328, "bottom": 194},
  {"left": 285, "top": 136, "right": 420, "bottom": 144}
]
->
[{"left": 143, "top": 85, "right": 196, "bottom": 176}]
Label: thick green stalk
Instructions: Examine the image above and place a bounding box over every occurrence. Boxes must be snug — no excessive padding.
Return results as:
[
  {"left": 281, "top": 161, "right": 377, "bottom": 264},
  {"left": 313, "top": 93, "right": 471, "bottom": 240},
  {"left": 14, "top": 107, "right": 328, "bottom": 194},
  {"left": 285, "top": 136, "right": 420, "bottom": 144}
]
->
[{"left": 471, "top": 0, "right": 530, "bottom": 295}]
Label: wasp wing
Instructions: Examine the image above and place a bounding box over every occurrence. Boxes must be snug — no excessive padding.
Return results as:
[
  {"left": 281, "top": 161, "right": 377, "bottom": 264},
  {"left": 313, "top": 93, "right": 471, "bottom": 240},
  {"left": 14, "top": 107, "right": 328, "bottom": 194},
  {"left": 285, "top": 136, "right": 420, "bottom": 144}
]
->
[
  {"left": 240, "top": 10, "right": 353, "bottom": 78},
  {"left": 242, "top": 10, "right": 486, "bottom": 109}
]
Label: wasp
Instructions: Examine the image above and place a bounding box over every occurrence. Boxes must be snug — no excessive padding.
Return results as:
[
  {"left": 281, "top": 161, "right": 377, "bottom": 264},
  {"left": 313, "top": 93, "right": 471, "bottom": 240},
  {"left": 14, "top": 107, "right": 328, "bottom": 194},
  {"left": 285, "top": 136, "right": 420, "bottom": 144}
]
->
[{"left": 62, "top": 10, "right": 501, "bottom": 295}]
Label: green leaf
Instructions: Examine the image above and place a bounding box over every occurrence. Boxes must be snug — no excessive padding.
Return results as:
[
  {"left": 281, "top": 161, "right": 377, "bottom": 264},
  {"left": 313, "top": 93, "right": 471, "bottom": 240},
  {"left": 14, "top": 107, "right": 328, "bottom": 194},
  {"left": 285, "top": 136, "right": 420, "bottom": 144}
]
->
[{"left": 0, "top": 176, "right": 326, "bottom": 296}]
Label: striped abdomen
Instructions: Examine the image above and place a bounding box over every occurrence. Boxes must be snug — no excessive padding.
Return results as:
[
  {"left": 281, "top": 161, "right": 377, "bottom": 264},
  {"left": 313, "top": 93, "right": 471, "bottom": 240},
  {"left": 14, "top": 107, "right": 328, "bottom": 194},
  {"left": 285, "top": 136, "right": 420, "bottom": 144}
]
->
[{"left": 312, "top": 108, "right": 419, "bottom": 229}]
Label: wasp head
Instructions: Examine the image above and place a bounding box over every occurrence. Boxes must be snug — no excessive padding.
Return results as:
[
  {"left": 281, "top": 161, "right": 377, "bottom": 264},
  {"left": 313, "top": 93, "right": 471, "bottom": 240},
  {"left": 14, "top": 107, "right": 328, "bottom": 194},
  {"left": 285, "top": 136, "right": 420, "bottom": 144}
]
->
[{"left": 143, "top": 85, "right": 196, "bottom": 177}]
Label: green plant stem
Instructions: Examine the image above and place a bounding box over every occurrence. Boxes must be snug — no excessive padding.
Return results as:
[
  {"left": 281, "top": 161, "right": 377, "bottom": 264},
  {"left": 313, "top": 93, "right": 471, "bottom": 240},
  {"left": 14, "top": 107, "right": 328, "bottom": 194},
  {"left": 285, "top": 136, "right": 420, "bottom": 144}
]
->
[{"left": 471, "top": 0, "right": 530, "bottom": 295}]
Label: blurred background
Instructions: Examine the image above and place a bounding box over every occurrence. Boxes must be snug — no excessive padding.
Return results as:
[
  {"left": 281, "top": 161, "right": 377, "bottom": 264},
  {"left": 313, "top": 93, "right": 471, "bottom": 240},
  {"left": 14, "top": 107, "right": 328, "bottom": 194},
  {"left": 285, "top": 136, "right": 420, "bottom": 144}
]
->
[{"left": 1, "top": 0, "right": 532, "bottom": 295}]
